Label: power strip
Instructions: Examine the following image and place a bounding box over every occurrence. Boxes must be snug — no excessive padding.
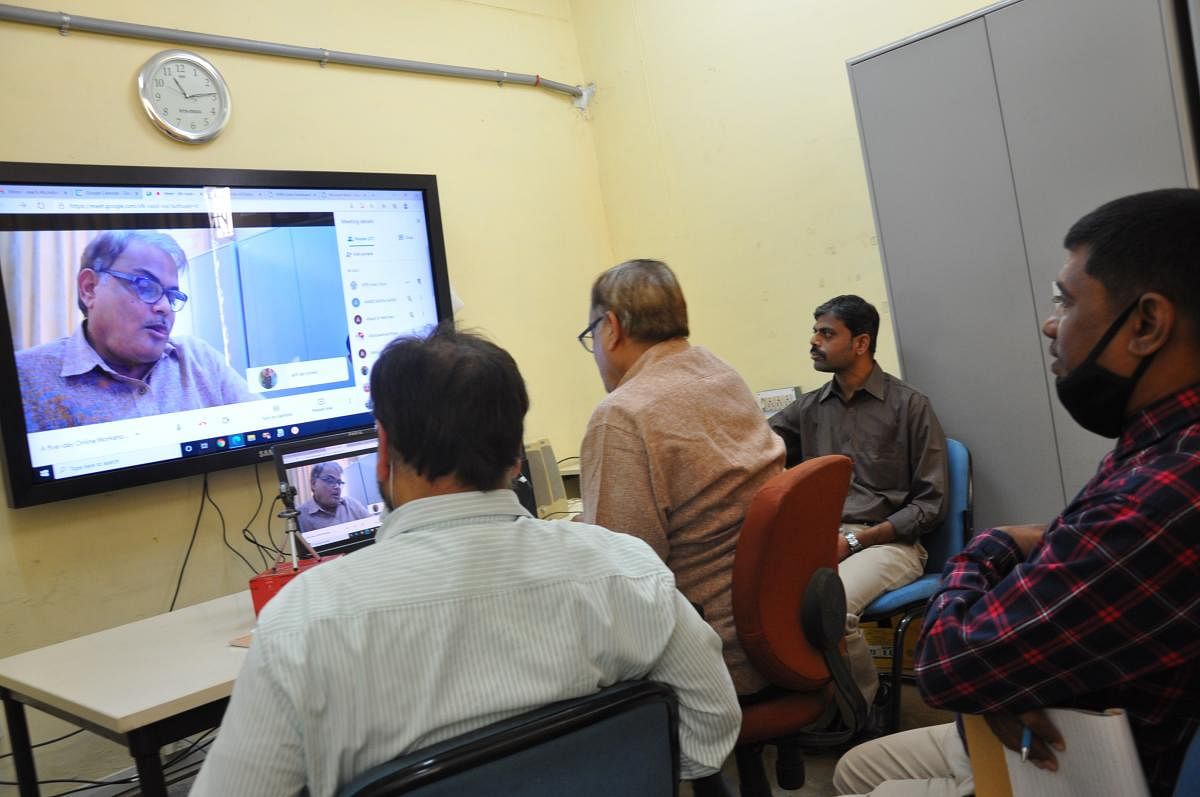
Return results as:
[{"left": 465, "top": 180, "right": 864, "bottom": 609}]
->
[{"left": 756, "top": 386, "right": 800, "bottom": 417}]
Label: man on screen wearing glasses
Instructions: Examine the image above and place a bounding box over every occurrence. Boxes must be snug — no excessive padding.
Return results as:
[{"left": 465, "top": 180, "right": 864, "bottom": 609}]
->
[
  {"left": 297, "top": 460, "right": 372, "bottom": 533},
  {"left": 15, "top": 230, "right": 256, "bottom": 433}
]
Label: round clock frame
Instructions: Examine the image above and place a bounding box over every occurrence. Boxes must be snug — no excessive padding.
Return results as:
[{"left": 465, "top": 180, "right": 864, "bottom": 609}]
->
[{"left": 137, "top": 49, "right": 231, "bottom": 143}]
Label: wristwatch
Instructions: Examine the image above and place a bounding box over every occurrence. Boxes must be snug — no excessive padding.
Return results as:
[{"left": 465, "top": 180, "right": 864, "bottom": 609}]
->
[{"left": 843, "top": 530, "right": 864, "bottom": 555}]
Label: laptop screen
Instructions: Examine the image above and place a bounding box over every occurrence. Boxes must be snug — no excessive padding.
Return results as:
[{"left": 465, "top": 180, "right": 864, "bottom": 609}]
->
[{"left": 273, "top": 430, "right": 384, "bottom": 555}]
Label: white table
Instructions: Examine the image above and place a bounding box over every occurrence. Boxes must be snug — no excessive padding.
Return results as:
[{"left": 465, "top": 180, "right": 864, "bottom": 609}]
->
[{"left": 0, "top": 591, "right": 254, "bottom": 796}]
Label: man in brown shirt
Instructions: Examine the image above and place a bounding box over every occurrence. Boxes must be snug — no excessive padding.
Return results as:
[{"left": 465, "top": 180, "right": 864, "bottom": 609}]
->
[
  {"left": 769, "top": 294, "right": 947, "bottom": 705},
  {"left": 578, "top": 259, "right": 785, "bottom": 694}
]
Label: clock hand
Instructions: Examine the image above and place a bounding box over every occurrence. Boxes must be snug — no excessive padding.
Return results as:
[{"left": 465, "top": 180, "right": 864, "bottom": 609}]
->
[
  {"left": 172, "top": 76, "right": 191, "bottom": 99},
  {"left": 190, "top": 91, "right": 219, "bottom": 98}
]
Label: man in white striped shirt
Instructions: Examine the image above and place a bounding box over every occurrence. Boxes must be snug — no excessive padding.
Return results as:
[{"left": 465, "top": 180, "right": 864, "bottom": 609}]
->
[{"left": 192, "top": 326, "right": 741, "bottom": 796}]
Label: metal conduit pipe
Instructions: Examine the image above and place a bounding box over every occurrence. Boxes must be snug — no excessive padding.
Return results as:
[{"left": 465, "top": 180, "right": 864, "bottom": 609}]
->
[{"left": 0, "top": 2, "right": 592, "bottom": 106}]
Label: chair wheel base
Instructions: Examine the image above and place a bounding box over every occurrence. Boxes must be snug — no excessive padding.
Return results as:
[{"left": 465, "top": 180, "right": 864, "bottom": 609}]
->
[
  {"left": 775, "top": 740, "right": 807, "bottom": 790},
  {"left": 735, "top": 741, "right": 808, "bottom": 794},
  {"left": 734, "top": 744, "right": 772, "bottom": 797}
]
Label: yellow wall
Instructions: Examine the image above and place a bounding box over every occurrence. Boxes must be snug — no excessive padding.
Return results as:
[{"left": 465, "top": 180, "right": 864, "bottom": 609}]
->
[
  {"left": 571, "top": 0, "right": 988, "bottom": 392},
  {"left": 0, "top": 0, "right": 613, "bottom": 775},
  {"left": 0, "top": 0, "right": 988, "bottom": 779}
]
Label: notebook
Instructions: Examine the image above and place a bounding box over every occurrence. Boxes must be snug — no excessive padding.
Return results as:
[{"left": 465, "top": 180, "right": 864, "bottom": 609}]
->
[
  {"left": 273, "top": 430, "right": 385, "bottom": 555},
  {"left": 964, "top": 708, "right": 1150, "bottom": 797}
]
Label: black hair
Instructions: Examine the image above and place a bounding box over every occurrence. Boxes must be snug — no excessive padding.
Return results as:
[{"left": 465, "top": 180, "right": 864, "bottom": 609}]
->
[
  {"left": 1065, "top": 188, "right": 1200, "bottom": 337},
  {"left": 369, "top": 325, "right": 528, "bottom": 491},
  {"left": 813, "top": 294, "right": 880, "bottom": 354}
]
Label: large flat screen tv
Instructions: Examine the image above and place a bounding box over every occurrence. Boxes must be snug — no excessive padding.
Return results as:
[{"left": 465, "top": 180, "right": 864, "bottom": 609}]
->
[{"left": 0, "top": 162, "right": 451, "bottom": 507}]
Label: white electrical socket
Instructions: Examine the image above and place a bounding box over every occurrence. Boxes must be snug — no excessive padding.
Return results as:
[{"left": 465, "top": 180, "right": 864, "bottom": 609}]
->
[{"left": 756, "top": 387, "right": 800, "bottom": 417}]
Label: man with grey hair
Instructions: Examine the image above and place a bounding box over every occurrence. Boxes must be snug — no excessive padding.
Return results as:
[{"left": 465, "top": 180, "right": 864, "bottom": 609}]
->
[
  {"left": 16, "top": 229, "right": 256, "bottom": 432},
  {"left": 578, "top": 258, "right": 785, "bottom": 695}
]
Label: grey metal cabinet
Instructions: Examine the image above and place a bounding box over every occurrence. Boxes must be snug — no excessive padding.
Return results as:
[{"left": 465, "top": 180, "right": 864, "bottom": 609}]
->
[{"left": 848, "top": 0, "right": 1197, "bottom": 529}]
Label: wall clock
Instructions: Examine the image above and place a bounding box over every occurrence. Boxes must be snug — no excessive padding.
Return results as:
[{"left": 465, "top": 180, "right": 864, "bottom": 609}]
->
[{"left": 137, "top": 49, "right": 231, "bottom": 143}]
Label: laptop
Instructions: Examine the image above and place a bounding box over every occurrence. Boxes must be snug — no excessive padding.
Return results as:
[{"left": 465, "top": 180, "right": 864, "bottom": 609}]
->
[{"left": 273, "top": 430, "right": 385, "bottom": 556}]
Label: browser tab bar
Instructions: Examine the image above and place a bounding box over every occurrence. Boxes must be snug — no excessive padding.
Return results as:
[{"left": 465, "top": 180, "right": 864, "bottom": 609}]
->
[
  {"left": 0, "top": 186, "right": 71, "bottom": 197},
  {"left": 72, "top": 187, "right": 141, "bottom": 198}
]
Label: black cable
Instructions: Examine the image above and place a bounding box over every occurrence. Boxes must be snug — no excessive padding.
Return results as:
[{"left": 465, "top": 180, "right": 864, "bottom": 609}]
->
[
  {"left": 33, "top": 729, "right": 218, "bottom": 796},
  {"left": 266, "top": 494, "right": 282, "bottom": 553},
  {"left": 162, "top": 762, "right": 205, "bottom": 789},
  {"left": 169, "top": 473, "right": 209, "bottom": 612},
  {"left": 207, "top": 476, "right": 258, "bottom": 574},
  {"left": 240, "top": 465, "right": 269, "bottom": 568},
  {"left": 556, "top": 455, "right": 580, "bottom": 465},
  {"left": 110, "top": 760, "right": 204, "bottom": 797},
  {"left": 49, "top": 773, "right": 141, "bottom": 795},
  {"left": 0, "top": 720, "right": 216, "bottom": 792},
  {"left": 163, "top": 730, "right": 214, "bottom": 770},
  {"left": 0, "top": 776, "right": 138, "bottom": 789},
  {"left": 238, "top": 525, "right": 270, "bottom": 568},
  {"left": 241, "top": 526, "right": 286, "bottom": 563},
  {"left": 240, "top": 468, "right": 287, "bottom": 565},
  {"left": 160, "top": 761, "right": 206, "bottom": 791},
  {"left": 248, "top": 462, "right": 266, "bottom": 525},
  {"left": 0, "top": 727, "right": 84, "bottom": 759}
]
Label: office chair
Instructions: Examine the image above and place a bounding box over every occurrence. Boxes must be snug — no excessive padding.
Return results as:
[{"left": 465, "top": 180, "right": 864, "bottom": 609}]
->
[
  {"left": 336, "top": 680, "right": 679, "bottom": 797},
  {"left": 732, "top": 455, "right": 870, "bottom": 796},
  {"left": 1174, "top": 725, "right": 1200, "bottom": 797},
  {"left": 860, "top": 437, "right": 973, "bottom": 733}
]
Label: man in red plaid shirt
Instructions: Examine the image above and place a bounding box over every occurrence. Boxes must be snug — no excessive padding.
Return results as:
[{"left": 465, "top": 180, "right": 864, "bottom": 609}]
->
[{"left": 833, "top": 189, "right": 1200, "bottom": 797}]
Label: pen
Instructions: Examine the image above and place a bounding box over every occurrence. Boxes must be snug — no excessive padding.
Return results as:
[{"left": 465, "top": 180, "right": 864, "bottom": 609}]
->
[{"left": 1020, "top": 725, "right": 1033, "bottom": 763}]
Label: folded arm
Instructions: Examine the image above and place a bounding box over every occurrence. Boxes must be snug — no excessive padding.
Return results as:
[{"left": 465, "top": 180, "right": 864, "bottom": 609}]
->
[
  {"left": 885, "top": 395, "right": 948, "bottom": 544},
  {"left": 915, "top": 490, "right": 1200, "bottom": 716}
]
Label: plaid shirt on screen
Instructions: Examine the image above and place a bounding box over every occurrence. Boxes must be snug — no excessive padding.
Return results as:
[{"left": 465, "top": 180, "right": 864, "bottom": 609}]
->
[{"left": 915, "top": 384, "right": 1200, "bottom": 796}]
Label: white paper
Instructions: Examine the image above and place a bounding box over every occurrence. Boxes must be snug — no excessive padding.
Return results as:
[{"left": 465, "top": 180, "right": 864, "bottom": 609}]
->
[{"left": 1002, "top": 708, "right": 1150, "bottom": 797}]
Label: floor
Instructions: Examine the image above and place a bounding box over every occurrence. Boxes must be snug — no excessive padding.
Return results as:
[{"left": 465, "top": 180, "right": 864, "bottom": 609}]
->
[
  {"left": 36, "top": 684, "right": 952, "bottom": 795},
  {"left": 686, "top": 684, "right": 954, "bottom": 796}
]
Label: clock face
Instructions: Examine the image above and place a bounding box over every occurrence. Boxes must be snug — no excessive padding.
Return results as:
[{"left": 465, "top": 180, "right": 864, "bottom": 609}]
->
[{"left": 137, "top": 50, "right": 231, "bottom": 143}]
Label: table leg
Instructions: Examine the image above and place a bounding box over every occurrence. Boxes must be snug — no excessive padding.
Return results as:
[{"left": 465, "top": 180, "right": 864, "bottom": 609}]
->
[
  {"left": 1, "top": 688, "right": 41, "bottom": 797},
  {"left": 128, "top": 729, "right": 168, "bottom": 797},
  {"left": 132, "top": 755, "right": 168, "bottom": 796}
]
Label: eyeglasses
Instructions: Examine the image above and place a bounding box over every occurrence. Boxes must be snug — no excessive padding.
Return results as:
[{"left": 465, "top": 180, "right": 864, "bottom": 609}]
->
[
  {"left": 1050, "top": 281, "right": 1065, "bottom": 316},
  {"left": 577, "top": 315, "right": 605, "bottom": 353},
  {"left": 316, "top": 475, "right": 345, "bottom": 487},
  {"left": 102, "top": 269, "right": 188, "bottom": 312}
]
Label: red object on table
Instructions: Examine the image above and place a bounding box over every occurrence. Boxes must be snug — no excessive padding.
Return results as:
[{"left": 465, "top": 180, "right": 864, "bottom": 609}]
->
[{"left": 249, "top": 555, "right": 341, "bottom": 616}]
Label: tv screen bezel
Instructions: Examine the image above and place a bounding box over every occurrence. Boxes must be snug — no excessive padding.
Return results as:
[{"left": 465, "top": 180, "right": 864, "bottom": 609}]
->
[{"left": 0, "top": 161, "right": 453, "bottom": 508}]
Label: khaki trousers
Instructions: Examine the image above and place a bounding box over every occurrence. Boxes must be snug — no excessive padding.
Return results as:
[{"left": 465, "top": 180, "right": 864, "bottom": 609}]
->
[
  {"left": 833, "top": 721, "right": 973, "bottom": 797},
  {"left": 837, "top": 530, "right": 926, "bottom": 706}
]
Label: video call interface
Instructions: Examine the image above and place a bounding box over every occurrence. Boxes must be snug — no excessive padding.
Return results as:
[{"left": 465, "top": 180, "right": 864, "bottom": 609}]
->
[
  {"left": 0, "top": 180, "right": 441, "bottom": 486},
  {"left": 276, "top": 434, "right": 384, "bottom": 554}
]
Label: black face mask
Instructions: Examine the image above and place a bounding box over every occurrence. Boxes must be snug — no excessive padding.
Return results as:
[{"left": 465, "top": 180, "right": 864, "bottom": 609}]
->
[{"left": 1055, "top": 300, "right": 1155, "bottom": 439}]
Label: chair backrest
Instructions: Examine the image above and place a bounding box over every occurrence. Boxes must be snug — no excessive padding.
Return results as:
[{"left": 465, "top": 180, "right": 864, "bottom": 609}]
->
[
  {"left": 732, "top": 454, "right": 852, "bottom": 691},
  {"left": 336, "top": 681, "right": 680, "bottom": 797},
  {"left": 1173, "top": 724, "right": 1200, "bottom": 797},
  {"left": 923, "top": 437, "right": 973, "bottom": 574}
]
